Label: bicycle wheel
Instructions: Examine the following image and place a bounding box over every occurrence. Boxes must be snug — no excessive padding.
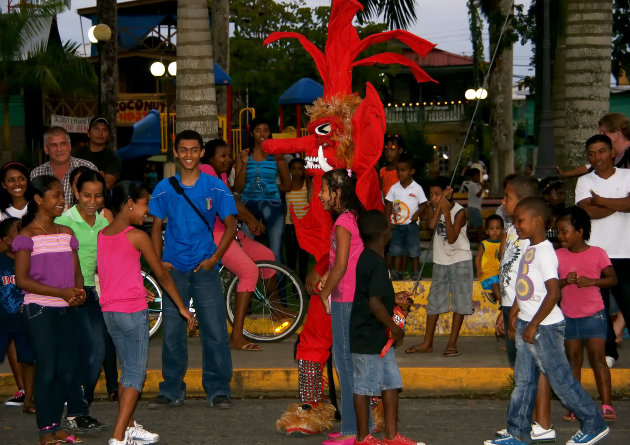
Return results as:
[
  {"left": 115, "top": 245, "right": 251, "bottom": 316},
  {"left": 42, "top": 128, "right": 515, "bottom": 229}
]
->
[
  {"left": 143, "top": 271, "right": 163, "bottom": 338},
  {"left": 224, "top": 260, "right": 306, "bottom": 342}
]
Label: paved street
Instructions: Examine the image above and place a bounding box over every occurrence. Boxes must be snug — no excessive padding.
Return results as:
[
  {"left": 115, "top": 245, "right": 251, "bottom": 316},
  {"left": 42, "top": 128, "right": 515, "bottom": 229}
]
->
[{"left": 1, "top": 398, "right": 628, "bottom": 444}]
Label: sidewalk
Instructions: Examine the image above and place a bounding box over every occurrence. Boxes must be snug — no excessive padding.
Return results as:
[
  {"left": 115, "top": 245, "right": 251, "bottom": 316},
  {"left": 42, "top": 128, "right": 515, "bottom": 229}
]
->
[{"left": 2, "top": 335, "right": 629, "bottom": 398}]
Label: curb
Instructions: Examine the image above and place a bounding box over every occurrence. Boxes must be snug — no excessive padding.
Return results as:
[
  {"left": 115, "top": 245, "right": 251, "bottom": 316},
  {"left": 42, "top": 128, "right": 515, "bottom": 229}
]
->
[{"left": 3, "top": 368, "right": 629, "bottom": 398}]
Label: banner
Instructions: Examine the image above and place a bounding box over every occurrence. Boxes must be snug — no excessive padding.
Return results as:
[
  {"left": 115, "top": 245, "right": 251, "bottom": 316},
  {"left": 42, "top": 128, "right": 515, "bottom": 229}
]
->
[{"left": 50, "top": 115, "right": 90, "bottom": 133}]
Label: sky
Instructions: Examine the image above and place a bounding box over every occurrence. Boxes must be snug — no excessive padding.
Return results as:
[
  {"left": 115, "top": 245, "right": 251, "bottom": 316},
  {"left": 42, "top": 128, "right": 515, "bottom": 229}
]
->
[{"left": 50, "top": 0, "right": 534, "bottom": 81}]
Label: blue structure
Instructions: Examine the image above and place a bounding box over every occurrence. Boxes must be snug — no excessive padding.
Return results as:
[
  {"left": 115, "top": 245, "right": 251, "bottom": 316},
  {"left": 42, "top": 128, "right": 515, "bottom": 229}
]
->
[
  {"left": 278, "top": 78, "right": 323, "bottom": 105},
  {"left": 117, "top": 109, "right": 161, "bottom": 161}
]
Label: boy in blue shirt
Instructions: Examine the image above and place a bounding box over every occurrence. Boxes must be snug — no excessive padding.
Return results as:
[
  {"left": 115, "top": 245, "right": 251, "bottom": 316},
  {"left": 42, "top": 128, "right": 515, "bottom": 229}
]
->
[{"left": 148, "top": 130, "right": 237, "bottom": 409}]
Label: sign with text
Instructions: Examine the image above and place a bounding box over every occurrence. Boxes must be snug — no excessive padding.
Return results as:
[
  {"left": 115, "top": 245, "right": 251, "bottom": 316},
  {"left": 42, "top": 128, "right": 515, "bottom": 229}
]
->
[
  {"left": 50, "top": 115, "right": 90, "bottom": 133},
  {"left": 117, "top": 96, "right": 167, "bottom": 125}
]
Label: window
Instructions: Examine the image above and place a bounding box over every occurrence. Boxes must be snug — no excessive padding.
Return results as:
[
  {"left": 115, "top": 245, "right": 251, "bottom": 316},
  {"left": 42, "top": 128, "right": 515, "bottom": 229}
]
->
[{"left": 437, "top": 145, "right": 450, "bottom": 174}]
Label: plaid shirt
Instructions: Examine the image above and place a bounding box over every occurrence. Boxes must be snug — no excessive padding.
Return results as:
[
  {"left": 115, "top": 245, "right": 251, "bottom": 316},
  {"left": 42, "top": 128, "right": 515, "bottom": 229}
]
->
[{"left": 30, "top": 157, "right": 97, "bottom": 207}]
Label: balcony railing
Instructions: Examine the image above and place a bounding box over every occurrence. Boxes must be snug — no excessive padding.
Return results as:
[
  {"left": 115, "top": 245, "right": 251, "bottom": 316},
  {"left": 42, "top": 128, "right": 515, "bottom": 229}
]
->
[{"left": 384, "top": 103, "right": 465, "bottom": 124}]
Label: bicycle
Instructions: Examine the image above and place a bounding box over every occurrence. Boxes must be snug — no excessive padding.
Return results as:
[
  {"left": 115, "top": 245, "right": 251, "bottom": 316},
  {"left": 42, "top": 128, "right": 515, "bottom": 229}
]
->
[{"left": 143, "top": 260, "right": 307, "bottom": 342}]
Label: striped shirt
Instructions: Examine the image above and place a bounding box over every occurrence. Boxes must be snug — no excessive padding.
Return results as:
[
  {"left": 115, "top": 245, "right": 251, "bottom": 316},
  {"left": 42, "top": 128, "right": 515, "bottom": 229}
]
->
[
  {"left": 241, "top": 155, "right": 280, "bottom": 201},
  {"left": 285, "top": 181, "right": 309, "bottom": 224},
  {"left": 12, "top": 233, "right": 79, "bottom": 307},
  {"left": 30, "top": 157, "right": 97, "bottom": 207}
]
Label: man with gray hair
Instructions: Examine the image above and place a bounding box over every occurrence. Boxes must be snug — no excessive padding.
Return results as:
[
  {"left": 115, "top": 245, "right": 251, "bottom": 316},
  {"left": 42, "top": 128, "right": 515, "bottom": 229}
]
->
[{"left": 31, "top": 126, "right": 97, "bottom": 206}]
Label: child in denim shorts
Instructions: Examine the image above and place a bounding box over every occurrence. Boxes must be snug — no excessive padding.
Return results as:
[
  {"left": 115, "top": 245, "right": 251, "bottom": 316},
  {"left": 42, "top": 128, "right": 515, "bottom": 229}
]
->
[
  {"left": 485, "top": 198, "right": 608, "bottom": 445},
  {"left": 349, "top": 210, "right": 423, "bottom": 445},
  {"left": 406, "top": 176, "right": 472, "bottom": 357}
]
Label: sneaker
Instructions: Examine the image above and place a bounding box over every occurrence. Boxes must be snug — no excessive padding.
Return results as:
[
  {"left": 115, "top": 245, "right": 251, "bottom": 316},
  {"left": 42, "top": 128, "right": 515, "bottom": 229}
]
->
[
  {"left": 147, "top": 395, "right": 183, "bottom": 409},
  {"left": 484, "top": 434, "right": 528, "bottom": 445},
  {"left": 495, "top": 428, "right": 508, "bottom": 437},
  {"left": 382, "top": 432, "right": 426, "bottom": 445},
  {"left": 63, "top": 415, "right": 104, "bottom": 433},
  {"left": 530, "top": 422, "right": 555, "bottom": 443},
  {"left": 605, "top": 356, "right": 615, "bottom": 368},
  {"left": 127, "top": 421, "right": 159, "bottom": 443},
  {"left": 410, "top": 271, "right": 421, "bottom": 281},
  {"left": 355, "top": 434, "right": 385, "bottom": 445},
  {"left": 566, "top": 427, "right": 609, "bottom": 445},
  {"left": 108, "top": 431, "right": 137, "bottom": 445},
  {"left": 390, "top": 271, "right": 402, "bottom": 281},
  {"left": 211, "top": 395, "right": 231, "bottom": 409},
  {"left": 4, "top": 390, "right": 25, "bottom": 406}
]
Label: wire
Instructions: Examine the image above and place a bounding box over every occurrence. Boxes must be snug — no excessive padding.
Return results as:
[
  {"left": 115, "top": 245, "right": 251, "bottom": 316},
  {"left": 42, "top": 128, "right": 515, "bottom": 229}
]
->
[{"left": 412, "top": 0, "right": 516, "bottom": 295}]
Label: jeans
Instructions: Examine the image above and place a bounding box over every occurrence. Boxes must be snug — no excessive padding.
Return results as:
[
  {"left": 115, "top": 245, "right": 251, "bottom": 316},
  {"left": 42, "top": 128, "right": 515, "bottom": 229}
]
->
[
  {"left": 502, "top": 305, "right": 516, "bottom": 368},
  {"left": 104, "top": 309, "right": 149, "bottom": 392},
  {"left": 241, "top": 199, "right": 285, "bottom": 264},
  {"left": 507, "top": 320, "right": 605, "bottom": 442},
  {"left": 159, "top": 268, "right": 232, "bottom": 402},
  {"left": 67, "top": 287, "right": 107, "bottom": 416},
  {"left": 103, "top": 331, "right": 119, "bottom": 395},
  {"left": 331, "top": 301, "right": 373, "bottom": 435},
  {"left": 23, "top": 304, "right": 80, "bottom": 433}
]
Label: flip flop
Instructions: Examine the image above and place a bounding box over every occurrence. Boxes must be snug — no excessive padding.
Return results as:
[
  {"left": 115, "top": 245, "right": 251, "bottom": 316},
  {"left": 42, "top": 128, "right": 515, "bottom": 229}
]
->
[
  {"left": 562, "top": 411, "right": 577, "bottom": 421},
  {"left": 231, "top": 342, "right": 263, "bottom": 351},
  {"left": 602, "top": 405, "right": 617, "bottom": 421},
  {"left": 405, "top": 344, "right": 433, "bottom": 354},
  {"left": 443, "top": 348, "right": 459, "bottom": 357}
]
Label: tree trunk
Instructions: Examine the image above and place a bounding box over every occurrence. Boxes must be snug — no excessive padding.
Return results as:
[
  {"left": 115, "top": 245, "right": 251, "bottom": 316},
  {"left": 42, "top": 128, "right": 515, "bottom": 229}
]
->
[
  {"left": 97, "top": 0, "right": 118, "bottom": 148},
  {"left": 1, "top": 89, "right": 10, "bottom": 164},
  {"left": 212, "top": 0, "right": 230, "bottom": 119},
  {"left": 176, "top": 0, "right": 218, "bottom": 140},
  {"left": 488, "top": 0, "right": 514, "bottom": 194},
  {"left": 562, "top": 0, "right": 612, "bottom": 171}
]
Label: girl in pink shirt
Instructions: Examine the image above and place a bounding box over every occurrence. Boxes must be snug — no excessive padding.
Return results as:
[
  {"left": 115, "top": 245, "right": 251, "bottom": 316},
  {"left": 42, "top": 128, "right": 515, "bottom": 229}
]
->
[
  {"left": 556, "top": 206, "right": 617, "bottom": 421},
  {"left": 97, "top": 181, "right": 195, "bottom": 445},
  {"left": 318, "top": 169, "right": 365, "bottom": 442}
]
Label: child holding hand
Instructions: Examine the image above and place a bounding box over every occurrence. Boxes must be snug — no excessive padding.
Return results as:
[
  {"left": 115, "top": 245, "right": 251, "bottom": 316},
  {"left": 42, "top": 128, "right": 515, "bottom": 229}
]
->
[{"left": 351, "top": 209, "right": 424, "bottom": 445}]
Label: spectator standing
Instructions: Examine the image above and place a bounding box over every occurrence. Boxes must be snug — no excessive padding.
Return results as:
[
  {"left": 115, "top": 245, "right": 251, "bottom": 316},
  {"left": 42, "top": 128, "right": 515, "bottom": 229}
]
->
[
  {"left": 379, "top": 134, "right": 403, "bottom": 198},
  {"left": 384, "top": 155, "right": 427, "bottom": 281},
  {"left": 575, "top": 134, "right": 630, "bottom": 369},
  {"left": 475, "top": 215, "right": 504, "bottom": 304},
  {"left": 31, "top": 126, "right": 96, "bottom": 206},
  {"left": 74, "top": 117, "right": 122, "bottom": 190},
  {"left": 233, "top": 118, "right": 291, "bottom": 264},
  {"left": 405, "top": 176, "right": 472, "bottom": 357},
  {"left": 148, "top": 130, "right": 237, "bottom": 409},
  {"left": 0, "top": 162, "right": 30, "bottom": 221},
  {"left": 467, "top": 168, "right": 485, "bottom": 243}
]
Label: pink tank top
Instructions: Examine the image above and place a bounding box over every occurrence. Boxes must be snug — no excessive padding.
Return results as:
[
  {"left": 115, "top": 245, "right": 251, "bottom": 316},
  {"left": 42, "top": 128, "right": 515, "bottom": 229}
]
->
[{"left": 97, "top": 226, "right": 147, "bottom": 313}]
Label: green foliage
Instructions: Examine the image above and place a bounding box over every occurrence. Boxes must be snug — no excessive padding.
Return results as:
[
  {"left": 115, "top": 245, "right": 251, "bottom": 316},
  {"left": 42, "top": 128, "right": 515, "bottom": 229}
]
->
[
  {"left": 356, "top": 0, "right": 418, "bottom": 31},
  {"left": 468, "top": 0, "right": 486, "bottom": 85},
  {"left": 229, "top": 0, "right": 393, "bottom": 123},
  {"left": 612, "top": 0, "right": 630, "bottom": 83}
]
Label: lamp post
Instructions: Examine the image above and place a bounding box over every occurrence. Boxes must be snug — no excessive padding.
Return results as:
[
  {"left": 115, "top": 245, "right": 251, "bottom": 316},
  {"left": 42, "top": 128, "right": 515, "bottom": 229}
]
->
[
  {"left": 465, "top": 88, "right": 488, "bottom": 162},
  {"left": 88, "top": 24, "right": 112, "bottom": 116},
  {"left": 535, "top": 0, "right": 555, "bottom": 178}
]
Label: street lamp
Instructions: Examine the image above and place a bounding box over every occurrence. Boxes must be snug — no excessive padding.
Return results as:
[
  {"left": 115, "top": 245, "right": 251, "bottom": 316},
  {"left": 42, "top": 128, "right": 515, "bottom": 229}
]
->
[
  {"left": 465, "top": 88, "right": 488, "bottom": 162},
  {"left": 88, "top": 24, "right": 112, "bottom": 115},
  {"left": 465, "top": 88, "right": 488, "bottom": 100},
  {"left": 150, "top": 61, "right": 166, "bottom": 77}
]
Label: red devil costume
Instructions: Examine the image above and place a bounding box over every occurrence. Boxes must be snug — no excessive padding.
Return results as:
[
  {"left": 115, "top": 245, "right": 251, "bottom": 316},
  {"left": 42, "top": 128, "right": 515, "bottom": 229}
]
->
[{"left": 262, "top": 0, "right": 436, "bottom": 436}]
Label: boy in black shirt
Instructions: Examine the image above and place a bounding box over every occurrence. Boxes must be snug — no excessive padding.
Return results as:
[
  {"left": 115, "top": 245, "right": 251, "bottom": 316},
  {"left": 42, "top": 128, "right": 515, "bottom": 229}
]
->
[{"left": 350, "top": 210, "right": 423, "bottom": 445}]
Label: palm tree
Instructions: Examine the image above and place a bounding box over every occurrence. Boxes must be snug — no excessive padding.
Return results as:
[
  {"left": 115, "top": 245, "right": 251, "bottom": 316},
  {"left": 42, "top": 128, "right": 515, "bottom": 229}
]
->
[
  {"left": 560, "top": 0, "right": 612, "bottom": 170},
  {"left": 176, "top": 0, "right": 218, "bottom": 140},
  {"left": 97, "top": 0, "right": 118, "bottom": 148},
  {"left": 357, "top": 0, "right": 418, "bottom": 30},
  {"left": 0, "top": 0, "right": 71, "bottom": 164}
]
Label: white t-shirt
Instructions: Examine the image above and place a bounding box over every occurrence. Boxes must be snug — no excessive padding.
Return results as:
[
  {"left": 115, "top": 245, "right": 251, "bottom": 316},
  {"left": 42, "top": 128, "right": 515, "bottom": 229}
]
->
[
  {"left": 0, "top": 205, "right": 28, "bottom": 221},
  {"left": 499, "top": 225, "right": 529, "bottom": 307},
  {"left": 432, "top": 202, "right": 472, "bottom": 265},
  {"left": 467, "top": 181, "right": 482, "bottom": 210},
  {"left": 385, "top": 180, "right": 427, "bottom": 225},
  {"left": 575, "top": 168, "right": 630, "bottom": 259},
  {"left": 515, "top": 240, "right": 564, "bottom": 325}
]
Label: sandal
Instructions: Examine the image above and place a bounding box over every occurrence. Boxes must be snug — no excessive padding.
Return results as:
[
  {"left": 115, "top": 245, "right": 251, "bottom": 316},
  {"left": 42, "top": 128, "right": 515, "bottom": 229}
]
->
[
  {"left": 443, "top": 348, "right": 459, "bottom": 357},
  {"left": 602, "top": 404, "right": 617, "bottom": 421},
  {"left": 55, "top": 431, "right": 82, "bottom": 443},
  {"left": 23, "top": 404, "right": 36, "bottom": 414},
  {"left": 562, "top": 411, "right": 577, "bottom": 421}
]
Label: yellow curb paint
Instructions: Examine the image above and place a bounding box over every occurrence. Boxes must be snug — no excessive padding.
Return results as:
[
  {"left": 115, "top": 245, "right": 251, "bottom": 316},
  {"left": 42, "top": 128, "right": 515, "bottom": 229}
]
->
[
  {"left": 3, "top": 368, "right": 629, "bottom": 398},
  {"left": 394, "top": 281, "right": 499, "bottom": 336}
]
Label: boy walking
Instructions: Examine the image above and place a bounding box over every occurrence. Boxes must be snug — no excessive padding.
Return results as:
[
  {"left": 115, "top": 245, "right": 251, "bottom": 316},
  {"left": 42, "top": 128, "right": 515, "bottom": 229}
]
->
[
  {"left": 405, "top": 176, "right": 472, "bottom": 356},
  {"left": 149, "top": 130, "right": 238, "bottom": 408},
  {"left": 384, "top": 155, "right": 427, "bottom": 280},
  {"left": 351, "top": 210, "right": 424, "bottom": 445},
  {"left": 485, "top": 197, "right": 608, "bottom": 445}
]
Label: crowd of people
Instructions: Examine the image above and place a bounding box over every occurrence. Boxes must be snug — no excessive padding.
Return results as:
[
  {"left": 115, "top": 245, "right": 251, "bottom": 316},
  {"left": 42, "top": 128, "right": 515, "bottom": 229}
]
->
[{"left": 0, "top": 112, "right": 628, "bottom": 445}]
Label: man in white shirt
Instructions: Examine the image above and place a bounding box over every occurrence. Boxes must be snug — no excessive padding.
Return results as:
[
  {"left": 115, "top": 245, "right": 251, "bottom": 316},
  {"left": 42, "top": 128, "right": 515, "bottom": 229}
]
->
[{"left": 576, "top": 133, "right": 630, "bottom": 367}]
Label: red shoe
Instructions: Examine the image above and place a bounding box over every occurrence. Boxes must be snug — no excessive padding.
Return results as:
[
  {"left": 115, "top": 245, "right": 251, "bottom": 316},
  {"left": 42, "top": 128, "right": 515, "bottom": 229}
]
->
[
  {"left": 382, "top": 432, "right": 426, "bottom": 445},
  {"left": 355, "top": 434, "right": 385, "bottom": 445}
]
